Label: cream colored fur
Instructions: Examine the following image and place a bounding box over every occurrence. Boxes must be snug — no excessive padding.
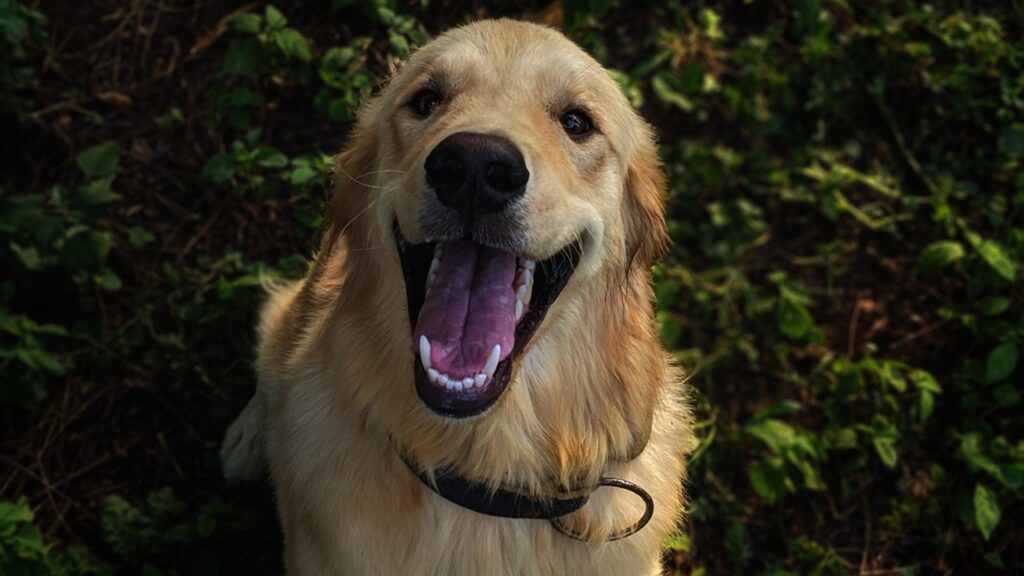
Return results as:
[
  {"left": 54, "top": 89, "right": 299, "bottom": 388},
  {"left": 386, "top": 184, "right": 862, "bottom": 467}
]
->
[{"left": 221, "top": 19, "right": 693, "bottom": 576}]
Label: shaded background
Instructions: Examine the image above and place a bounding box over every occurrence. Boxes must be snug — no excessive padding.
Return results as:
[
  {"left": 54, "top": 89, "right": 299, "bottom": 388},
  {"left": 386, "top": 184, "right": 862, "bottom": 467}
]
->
[{"left": 2, "top": 0, "right": 1022, "bottom": 573}]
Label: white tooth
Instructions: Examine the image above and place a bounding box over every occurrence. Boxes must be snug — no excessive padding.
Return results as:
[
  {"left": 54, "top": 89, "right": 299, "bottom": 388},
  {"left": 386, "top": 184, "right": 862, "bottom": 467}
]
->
[
  {"left": 524, "top": 259, "right": 536, "bottom": 271},
  {"left": 462, "top": 377, "right": 473, "bottom": 388},
  {"left": 439, "top": 374, "right": 449, "bottom": 386},
  {"left": 516, "top": 284, "right": 528, "bottom": 301},
  {"left": 428, "top": 368, "right": 439, "bottom": 382},
  {"left": 426, "top": 271, "right": 435, "bottom": 290},
  {"left": 453, "top": 380, "right": 463, "bottom": 392},
  {"left": 523, "top": 271, "right": 533, "bottom": 304},
  {"left": 484, "top": 345, "right": 500, "bottom": 379},
  {"left": 419, "top": 336, "right": 432, "bottom": 371},
  {"left": 475, "top": 374, "right": 486, "bottom": 387},
  {"left": 430, "top": 257, "right": 440, "bottom": 272},
  {"left": 515, "top": 300, "right": 524, "bottom": 321}
]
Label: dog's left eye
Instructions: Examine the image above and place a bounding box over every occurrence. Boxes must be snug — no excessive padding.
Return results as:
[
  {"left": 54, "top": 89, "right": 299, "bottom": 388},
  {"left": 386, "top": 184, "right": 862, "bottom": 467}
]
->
[
  {"left": 409, "top": 89, "right": 442, "bottom": 117},
  {"left": 560, "top": 110, "right": 594, "bottom": 138}
]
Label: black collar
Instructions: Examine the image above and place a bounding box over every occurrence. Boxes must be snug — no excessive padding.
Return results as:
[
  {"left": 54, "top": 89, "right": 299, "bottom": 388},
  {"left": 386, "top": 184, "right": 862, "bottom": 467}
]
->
[
  {"left": 394, "top": 441, "right": 656, "bottom": 542},
  {"left": 398, "top": 449, "right": 591, "bottom": 520}
]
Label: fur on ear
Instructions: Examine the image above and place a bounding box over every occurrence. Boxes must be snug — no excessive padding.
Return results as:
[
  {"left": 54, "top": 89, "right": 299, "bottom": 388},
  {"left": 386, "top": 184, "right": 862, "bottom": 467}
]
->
[
  {"left": 623, "top": 128, "right": 668, "bottom": 272},
  {"left": 318, "top": 110, "right": 382, "bottom": 258}
]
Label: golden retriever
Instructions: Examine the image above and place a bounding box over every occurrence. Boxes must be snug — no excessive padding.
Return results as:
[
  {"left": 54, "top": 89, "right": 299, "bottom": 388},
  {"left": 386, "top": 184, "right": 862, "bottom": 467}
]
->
[{"left": 220, "top": 19, "right": 692, "bottom": 575}]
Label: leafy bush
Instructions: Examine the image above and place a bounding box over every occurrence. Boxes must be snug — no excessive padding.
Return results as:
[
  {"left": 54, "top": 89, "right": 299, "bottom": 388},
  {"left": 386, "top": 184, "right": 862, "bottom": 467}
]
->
[{"left": 1, "top": 0, "right": 1021, "bottom": 573}]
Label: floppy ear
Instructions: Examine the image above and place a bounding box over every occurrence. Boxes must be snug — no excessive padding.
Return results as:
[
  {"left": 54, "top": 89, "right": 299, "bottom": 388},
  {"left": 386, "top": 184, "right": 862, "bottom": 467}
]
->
[
  {"left": 622, "top": 131, "right": 668, "bottom": 271},
  {"left": 320, "top": 110, "right": 382, "bottom": 253}
]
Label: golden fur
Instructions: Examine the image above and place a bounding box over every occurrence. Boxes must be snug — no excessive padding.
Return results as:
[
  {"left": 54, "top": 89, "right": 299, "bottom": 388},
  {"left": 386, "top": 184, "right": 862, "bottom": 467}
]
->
[{"left": 221, "top": 19, "right": 693, "bottom": 575}]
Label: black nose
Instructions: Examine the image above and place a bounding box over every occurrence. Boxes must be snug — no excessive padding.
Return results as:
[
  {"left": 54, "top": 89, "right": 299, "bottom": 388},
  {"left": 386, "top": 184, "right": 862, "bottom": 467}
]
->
[{"left": 424, "top": 132, "right": 529, "bottom": 221}]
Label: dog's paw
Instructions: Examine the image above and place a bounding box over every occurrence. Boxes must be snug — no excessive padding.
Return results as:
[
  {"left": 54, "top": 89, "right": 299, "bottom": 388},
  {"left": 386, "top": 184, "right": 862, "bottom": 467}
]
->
[{"left": 220, "top": 395, "right": 266, "bottom": 482}]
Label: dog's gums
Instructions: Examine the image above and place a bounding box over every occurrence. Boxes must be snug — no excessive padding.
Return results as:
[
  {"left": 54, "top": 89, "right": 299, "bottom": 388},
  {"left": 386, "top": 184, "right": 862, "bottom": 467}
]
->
[{"left": 397, "top": 229, "right": 581, "bottom": 418}]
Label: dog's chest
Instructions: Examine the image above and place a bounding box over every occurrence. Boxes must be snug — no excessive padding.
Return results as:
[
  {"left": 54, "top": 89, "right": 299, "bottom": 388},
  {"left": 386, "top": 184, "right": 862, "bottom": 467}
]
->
[{"left": 267, "top": 395, "right": 661, "bottom": 576}]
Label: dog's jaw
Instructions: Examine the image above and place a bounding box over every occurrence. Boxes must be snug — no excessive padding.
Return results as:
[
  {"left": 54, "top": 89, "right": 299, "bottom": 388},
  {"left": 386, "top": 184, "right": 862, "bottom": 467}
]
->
[{"left": 396, "top": 227, "right": 582, "bottom": 418}]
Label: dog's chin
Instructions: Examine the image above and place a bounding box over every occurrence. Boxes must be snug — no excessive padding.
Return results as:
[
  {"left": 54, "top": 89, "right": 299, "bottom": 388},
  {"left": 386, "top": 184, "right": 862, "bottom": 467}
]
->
[{"left": 396, "top": 225, "right": 582, "bottom": 419}]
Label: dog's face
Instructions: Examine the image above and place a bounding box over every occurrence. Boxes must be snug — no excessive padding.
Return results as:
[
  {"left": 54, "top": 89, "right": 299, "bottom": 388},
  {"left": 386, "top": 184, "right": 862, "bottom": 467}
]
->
[{"left": 334, "top": 20, "right": 665, "bottom": 421}]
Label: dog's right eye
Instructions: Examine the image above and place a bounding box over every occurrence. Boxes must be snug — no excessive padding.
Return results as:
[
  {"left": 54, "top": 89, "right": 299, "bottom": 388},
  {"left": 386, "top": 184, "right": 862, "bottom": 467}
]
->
[{"left": 409, "top": 89, "right": 442, "bottom": 117}]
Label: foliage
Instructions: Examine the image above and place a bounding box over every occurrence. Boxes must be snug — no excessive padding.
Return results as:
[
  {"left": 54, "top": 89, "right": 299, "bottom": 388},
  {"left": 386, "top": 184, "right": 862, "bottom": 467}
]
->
[
  {"left": 0, "top": 498, "right": 108, "bottom": 574},
  {"left": 1, "top": 0, "right": 1021, "bottom": 574},
  {"left": 0, "top": 0, "right": 47, "bottom": 119}
]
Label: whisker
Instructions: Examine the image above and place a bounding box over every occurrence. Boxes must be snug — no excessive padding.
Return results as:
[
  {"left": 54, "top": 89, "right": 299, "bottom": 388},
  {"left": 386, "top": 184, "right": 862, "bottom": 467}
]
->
[
  {"left": 357, "top": 168, "right": 408, "bottom": 178},
  {"left": 334, "top": 164, "right": 392, "bottom": 190}
]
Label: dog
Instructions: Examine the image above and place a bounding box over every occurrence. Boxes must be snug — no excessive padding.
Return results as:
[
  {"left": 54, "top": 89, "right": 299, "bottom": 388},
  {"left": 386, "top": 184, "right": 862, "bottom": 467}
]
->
[{"left": 220, "top": 19, "right": 692, "bottom": 575}]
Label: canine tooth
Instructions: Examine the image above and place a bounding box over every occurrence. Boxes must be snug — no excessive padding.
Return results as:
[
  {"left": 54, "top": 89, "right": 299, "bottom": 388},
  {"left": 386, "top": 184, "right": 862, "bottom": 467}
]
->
[
  {"left": 484, "top": 345, "right": 500, "bottom": 379},
  {"left": 426, "top": 257, "right": 441, "bottom": 290},
  {"left": 474, "top": 374, "right": 486, "bottom": 387},
  {"left": 515, "top": 300, "right": 524, "bottom": 322},
  {"left": 428, "top": 368, "right": 439, "bottom": 382},
  {"left": 419, "top": 336, "right": 432, "bottom": 371},
  {"left": 516, "top": 284, "right": 528, "bottom": 301},
  {"left": 462, "top": 377, "right": 473, "bottom": 388},
  {"left": 523, "top": 259, "right": 536, "bottom": 271}
]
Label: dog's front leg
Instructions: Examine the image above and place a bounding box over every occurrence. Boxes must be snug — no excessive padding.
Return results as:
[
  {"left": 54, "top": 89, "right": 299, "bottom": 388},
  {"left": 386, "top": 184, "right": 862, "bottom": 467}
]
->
[{"left": 220, "top": 390, "right": 267, "bottom": 482}]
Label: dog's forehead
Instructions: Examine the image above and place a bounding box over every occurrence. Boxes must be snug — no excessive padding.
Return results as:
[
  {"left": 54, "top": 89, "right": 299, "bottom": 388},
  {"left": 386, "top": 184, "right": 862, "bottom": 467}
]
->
[{"left": 406, "top": 21, "right": 608, "bottom": 94}]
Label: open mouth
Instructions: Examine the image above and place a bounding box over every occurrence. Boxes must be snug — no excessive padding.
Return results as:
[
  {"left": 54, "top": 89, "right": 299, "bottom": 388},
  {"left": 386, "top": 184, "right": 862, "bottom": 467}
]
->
[{"left": 396, "top": 229, "right": 581, "bottom": 418}]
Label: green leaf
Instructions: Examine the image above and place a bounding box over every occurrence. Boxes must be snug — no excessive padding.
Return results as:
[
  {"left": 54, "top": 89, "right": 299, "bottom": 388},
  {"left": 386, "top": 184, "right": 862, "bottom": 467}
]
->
[
  {"left": 95, "top": 267, "right": 122, "bottom": 291},
  {"left": 916, "top": 241, "right": 965, "bottom": 275},
  {"left": 985, "top": 342, "right": 1018, "bottom": 383},
  {"left": 979, "top": 297, "right": 1011, "bottom": 316},
  {"left": 75, "top": 178, "right": 121, "bottom": 208},
  {"left": 777, "top": 296, "right": 813, "bottom": 340},
  {"left": 201, "top": 154, "right": 236, "bottom": 183},
  {"left": 220, "top": 39, "right": 260, "bottom": 77},
  {"left": 977, "top": 240, "right": 1016, "bottom": 281},
  {"left": 17, "top": 347, "right": 66, "bottom": 375},
  {"left": 0, "top": 497, "right": 35, "bottom": 524},
  {"left": 253, "top": 147, "right": 289, "bottom": 168},
  {"left": 748, "top": 459, "right": 786, "bottom": 504},
  {"left": 909, "top": 369, "right": 941, "bottom": 393},
  {"left": 274, "top": 28, "right": 312, "bottom": 61},
  {"left": 651, "top": 73, "right": 693, "bottom": 112},
  {"left": 388, "top": 31, "right": 409, "bottom": 56},
  {"left": 61, "top": 228, "right": 111, "bottom": 274},
  {"left": 289, "top": 165, "right": 318, "bottom": 185},
  {"left": 873, "top": 436, "right": 898, "bottom": 468},
  {"left": 264, "top": 5, "right": 287, "bottom": 29},
  {"left": 231, "top": 13, "right": 262, "bottom": 34},
  {"left": 745, "top": 419, "right": 796, "bottom": 452},
  {"left": 665, "top": 532, "right": 691, "bottom": 553},
  {"left": 76, "top": 142, "right": 120, "bottom": 178},
  {"left": 10, "top": 242, "right": 40, "bottom": 270},
  {"left": 960, "top": 433, "right": 1000, "bottom": 477},
  {"left": 128, "top": 226, "right": 155, "bottom": 247},
  {"left": 919, "top": 390, "right": 934, "bottom": 425},
  {"left": 974, "top": 484, "right": 1000, "bottom": 540}
]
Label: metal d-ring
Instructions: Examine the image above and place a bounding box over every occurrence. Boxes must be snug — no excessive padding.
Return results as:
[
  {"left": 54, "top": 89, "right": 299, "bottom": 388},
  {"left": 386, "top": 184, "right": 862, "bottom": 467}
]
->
[{"left": 549, "top": 477, "right": 655, "bottom": 542}]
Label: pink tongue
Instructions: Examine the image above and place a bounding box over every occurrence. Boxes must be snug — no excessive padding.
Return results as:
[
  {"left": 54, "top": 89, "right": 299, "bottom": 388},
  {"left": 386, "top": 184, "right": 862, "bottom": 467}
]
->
[{"left": 414, "top": 240, "right": 516, "bottom": 379}]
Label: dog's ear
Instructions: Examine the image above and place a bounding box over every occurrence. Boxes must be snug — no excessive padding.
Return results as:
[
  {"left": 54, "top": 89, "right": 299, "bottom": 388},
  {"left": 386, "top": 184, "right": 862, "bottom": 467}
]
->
[
  {"left": 623, "top": 129, "right": 668, "bottom": 271},
  {"left": 321, "top": 112, "right": 381, "bottom": 251}
]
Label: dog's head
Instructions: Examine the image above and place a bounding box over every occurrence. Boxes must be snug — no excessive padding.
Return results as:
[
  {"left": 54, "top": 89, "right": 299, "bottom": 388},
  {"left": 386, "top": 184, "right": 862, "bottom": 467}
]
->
[{"left": 326, "top": 20, "right": 666, "bottom": 456}]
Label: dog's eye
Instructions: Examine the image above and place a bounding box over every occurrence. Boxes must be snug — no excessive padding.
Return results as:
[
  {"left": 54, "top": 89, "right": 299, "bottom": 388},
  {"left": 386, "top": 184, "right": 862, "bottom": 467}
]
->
[
  {"left": 560, "top": 110, "right": 594, "bottom": 138},
  {"left": 409, "top": 89, "right": 442, "bottom": 117}
]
